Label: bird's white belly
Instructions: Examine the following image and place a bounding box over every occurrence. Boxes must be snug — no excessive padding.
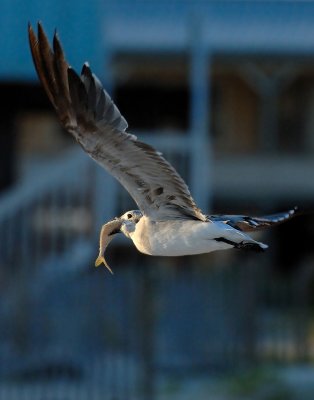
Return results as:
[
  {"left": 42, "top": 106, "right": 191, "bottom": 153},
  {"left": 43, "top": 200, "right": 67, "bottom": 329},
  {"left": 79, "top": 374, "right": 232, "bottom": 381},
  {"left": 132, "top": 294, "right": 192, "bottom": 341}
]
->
[{"left": 131, "top": 217, "right": 236, "bottom": 256}]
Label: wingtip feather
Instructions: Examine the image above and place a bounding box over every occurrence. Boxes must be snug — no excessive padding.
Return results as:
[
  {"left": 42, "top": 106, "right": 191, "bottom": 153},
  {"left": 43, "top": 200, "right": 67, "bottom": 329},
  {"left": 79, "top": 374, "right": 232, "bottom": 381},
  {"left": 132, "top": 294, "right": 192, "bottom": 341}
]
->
[{"left": 37, "top": 21, "right": 46, "bottom": 39}]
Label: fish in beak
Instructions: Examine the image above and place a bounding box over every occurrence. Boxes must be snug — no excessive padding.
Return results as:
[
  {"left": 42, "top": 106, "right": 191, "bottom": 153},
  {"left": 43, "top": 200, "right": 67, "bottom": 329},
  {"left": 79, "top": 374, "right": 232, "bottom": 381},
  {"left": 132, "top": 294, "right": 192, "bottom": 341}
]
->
[{"left": 95, "top": 218, "right": 122, "bottom": 274}]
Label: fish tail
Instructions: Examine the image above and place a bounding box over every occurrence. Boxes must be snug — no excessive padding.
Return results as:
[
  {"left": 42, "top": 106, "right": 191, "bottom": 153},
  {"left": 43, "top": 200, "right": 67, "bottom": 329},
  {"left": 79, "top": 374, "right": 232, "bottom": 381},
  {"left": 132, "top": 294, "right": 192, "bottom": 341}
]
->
[
  {"left": 95, "top": 256, "right": 105, "bottom": 267},
  {"left": 94, "top": 256, "right": 114, "bottom": 274}
]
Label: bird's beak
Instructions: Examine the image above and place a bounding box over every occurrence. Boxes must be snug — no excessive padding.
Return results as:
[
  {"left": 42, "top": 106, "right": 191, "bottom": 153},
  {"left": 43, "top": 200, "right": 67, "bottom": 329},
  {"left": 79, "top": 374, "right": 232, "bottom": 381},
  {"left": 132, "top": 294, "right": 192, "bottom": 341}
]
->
[{"left": 94, "top": 218, "right": 122, "bottom": 274}]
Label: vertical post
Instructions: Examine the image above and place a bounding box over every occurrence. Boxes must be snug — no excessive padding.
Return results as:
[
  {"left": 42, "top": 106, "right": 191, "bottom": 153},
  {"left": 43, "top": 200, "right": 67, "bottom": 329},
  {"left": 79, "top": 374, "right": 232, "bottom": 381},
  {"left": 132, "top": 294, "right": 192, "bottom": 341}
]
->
[
  {"left": 189, "top": 16, "right": 212, "bottom": 212},
  {"left": 0, "top": 115, "right": 16, "bottom": 191},
  {"left": 137, "top": 257, "right": 155, "bottom": 400},
  {"left": 93, "top": 35, "right": 119, "bottom": 225}
]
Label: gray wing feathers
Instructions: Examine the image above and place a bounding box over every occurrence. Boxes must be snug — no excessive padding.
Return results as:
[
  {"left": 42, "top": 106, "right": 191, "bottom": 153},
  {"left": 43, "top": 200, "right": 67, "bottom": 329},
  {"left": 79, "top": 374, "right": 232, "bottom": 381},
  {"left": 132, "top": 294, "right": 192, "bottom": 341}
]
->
[
  {"left": 210, "top": 207, "right": 298, "bottom": 232},
  {"left": 69, "top": 64, "right": 128, "bottom": 132},
  {"left": 28, "top": 22, "right": 207, "bottom": 222}
]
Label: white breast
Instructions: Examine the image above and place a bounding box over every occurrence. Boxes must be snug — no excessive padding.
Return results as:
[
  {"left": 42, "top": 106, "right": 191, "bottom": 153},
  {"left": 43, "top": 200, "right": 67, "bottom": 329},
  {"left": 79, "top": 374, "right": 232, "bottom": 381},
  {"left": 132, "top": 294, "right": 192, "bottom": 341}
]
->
[{"left": 129, "top": 216, "right": 238, "bottom": 256}]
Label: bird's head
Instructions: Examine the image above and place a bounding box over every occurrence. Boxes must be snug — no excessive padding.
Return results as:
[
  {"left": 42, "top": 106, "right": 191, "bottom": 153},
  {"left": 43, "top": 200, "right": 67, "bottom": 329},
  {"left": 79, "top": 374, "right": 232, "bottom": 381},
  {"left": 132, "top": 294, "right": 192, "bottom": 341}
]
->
[
  {"left": 119, "top": 210, "right": 143, "bottom": 238},
  {"left": 120, "top": 210, "right": 143, "bottom": 224}
]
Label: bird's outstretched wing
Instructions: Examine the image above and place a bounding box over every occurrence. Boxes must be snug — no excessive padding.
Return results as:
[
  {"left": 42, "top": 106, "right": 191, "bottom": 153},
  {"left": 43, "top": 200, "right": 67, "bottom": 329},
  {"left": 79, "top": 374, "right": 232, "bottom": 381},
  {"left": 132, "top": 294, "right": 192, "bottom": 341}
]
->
[
  {"left": 28, "top": 23, "right": 207, "bottom": 222},
  {"left": 210, "top": 207, "right": 298, "bottom": 232}
]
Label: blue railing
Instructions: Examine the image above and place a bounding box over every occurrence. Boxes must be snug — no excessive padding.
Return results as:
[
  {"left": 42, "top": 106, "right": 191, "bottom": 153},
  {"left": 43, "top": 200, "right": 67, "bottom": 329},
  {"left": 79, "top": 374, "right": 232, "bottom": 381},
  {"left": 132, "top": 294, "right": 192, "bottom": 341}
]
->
[
  {"left": 0, "top": 129, "right": 195, "bottom": 294},
  {"left": 0, "top": 148, "right": 109, "bottom": 281}
]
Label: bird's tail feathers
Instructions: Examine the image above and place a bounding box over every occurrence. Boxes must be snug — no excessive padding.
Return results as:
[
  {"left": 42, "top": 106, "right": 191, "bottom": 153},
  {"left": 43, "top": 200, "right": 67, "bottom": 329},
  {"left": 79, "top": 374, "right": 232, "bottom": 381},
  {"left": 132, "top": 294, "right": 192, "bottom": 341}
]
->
[{"left": 235, "top": 240, "right": 268, "bottom": 252}]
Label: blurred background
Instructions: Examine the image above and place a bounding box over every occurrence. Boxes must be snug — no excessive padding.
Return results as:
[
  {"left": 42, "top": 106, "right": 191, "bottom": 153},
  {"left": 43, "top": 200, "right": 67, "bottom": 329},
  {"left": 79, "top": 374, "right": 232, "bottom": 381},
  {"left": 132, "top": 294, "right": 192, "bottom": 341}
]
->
[{"left": 1, "top": 1, "right": 314, "bottom": 399}]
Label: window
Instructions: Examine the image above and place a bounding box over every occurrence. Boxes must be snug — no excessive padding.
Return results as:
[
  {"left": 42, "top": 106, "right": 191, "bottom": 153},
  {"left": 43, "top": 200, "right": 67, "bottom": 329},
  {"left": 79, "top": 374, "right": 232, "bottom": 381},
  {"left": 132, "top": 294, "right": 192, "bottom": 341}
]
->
[
  {"left": 112, "top": 53, "right": 189, "bottom": 132},
  {"left": 211, "top": 58, "right": 314, "bottom": 155}
]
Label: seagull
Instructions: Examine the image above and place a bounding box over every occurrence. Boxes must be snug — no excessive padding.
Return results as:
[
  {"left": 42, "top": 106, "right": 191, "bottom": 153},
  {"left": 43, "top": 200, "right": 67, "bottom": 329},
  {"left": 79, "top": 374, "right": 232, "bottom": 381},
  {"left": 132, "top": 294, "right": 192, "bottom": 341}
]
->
[{"left": 28, "top": 23, "right": 298, "bottom": 273}]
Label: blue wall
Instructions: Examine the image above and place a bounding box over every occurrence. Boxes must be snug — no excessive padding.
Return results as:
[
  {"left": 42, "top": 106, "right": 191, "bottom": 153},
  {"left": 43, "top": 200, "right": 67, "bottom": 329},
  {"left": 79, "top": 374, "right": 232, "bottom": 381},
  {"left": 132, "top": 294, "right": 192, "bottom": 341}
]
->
[
  {"left": 0, "top": 0, "right": 103, "bottom": 81},
  {"left": 2, "top": 0, "right": 314, "bottom": 81}
]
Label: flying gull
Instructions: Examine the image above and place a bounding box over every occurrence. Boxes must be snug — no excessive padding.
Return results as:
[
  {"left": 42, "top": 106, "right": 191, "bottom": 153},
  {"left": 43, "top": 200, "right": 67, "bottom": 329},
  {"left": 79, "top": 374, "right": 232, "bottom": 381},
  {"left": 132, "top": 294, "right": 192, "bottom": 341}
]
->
[{"left": 28, "top": 23, "right": 298, "bottom": 273}]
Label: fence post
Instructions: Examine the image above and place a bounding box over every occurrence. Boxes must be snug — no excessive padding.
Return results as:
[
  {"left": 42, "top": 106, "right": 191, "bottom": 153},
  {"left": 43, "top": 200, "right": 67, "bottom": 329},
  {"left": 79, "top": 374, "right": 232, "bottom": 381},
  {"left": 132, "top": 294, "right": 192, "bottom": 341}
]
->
[
  {"left": 189, "top": 15, "right": 212, "bottom": 212},
  {"left": 137, "top": 257, "right": 155, "bottom": 400}
]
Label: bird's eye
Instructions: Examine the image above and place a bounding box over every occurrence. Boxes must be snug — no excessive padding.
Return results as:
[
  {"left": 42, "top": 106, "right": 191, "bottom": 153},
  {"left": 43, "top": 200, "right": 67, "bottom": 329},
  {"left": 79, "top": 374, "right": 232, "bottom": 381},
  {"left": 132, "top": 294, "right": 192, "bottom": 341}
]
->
[{"left": 127, "top": 213, "right": 132, "bottom": 219}]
